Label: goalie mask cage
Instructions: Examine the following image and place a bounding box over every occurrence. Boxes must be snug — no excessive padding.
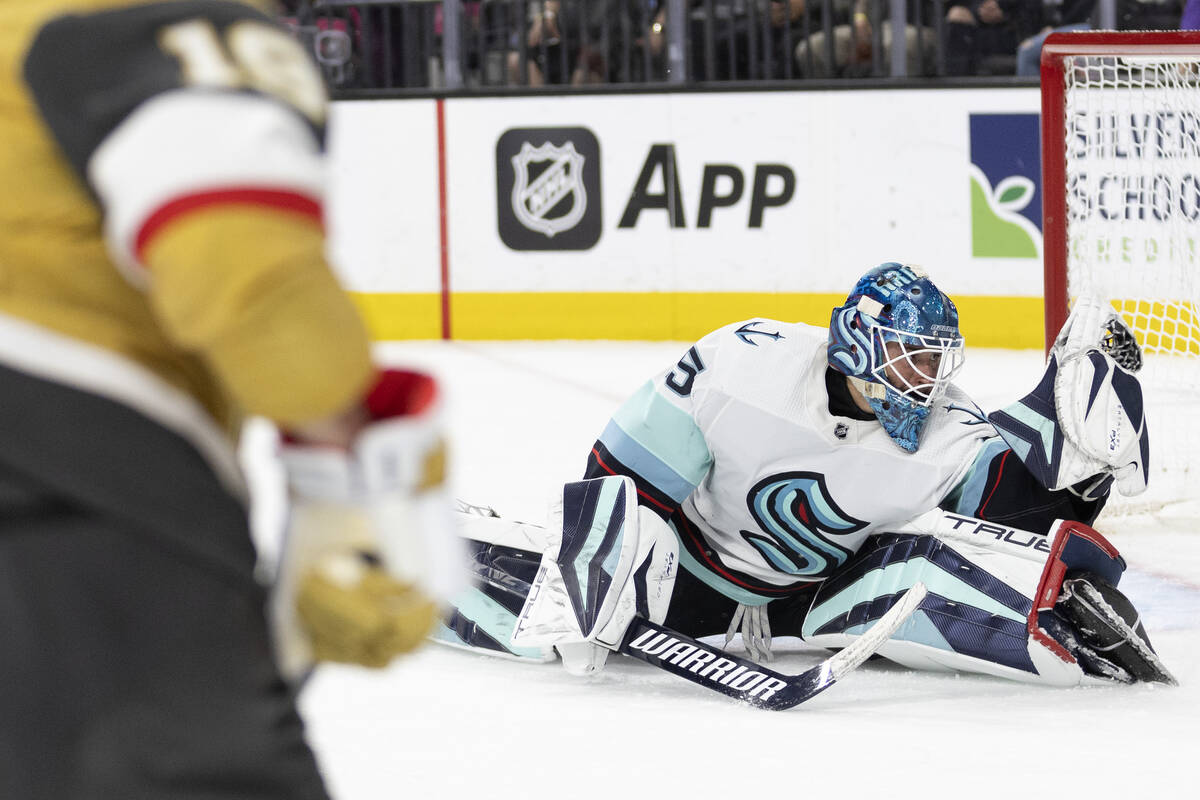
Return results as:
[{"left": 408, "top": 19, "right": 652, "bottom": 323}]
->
[{"left": 1042, "top": 31, "right": 1200, "bottom": 517}]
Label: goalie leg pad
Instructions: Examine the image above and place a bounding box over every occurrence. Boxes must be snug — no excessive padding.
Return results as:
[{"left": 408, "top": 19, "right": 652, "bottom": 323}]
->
[
  {"left": 800, "top": 532, "right": 1079, "bottom": 684},
  {"left": 433, "top": 538, "right": 556, "bottom": 663},
  {"left": 511, "top": 476, "right": 679, "bottom": 675},
  {"left": 803, "top": 512, "right": 1171, "bottom": 686},
  {"left": 431, "top": 512, "right": 557, "bottom": 662}
]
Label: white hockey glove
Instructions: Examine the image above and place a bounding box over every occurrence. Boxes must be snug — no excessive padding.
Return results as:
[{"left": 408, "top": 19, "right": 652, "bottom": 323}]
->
[
  {"left": 271, "top": 369, "right": 463, "bottom": 681},
  {"left": 510, "top": 476, "right": 679, "bottom": 676},
  {"left": 1051, "top": 295, "right": 1149, "bottom": 497}
]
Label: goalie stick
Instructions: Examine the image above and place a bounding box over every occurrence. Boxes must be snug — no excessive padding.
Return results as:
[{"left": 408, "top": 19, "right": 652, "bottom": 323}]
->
[
  {"left": 618, "top": 582, "right": 928, "bottom": 710},
  {"left": 464, "top": 550, "right": 927, "bottom": 709}
]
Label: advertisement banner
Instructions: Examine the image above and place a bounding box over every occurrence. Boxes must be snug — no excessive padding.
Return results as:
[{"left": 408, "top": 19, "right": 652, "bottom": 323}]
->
[{"left": 329, "top": 89, "right": 1048, "bottom": 345}]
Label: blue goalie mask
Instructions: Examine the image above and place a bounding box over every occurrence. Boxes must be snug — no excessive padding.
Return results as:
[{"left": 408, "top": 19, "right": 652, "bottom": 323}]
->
[{"left": 827, "top": 263, "right": 965, "bottom": 452}]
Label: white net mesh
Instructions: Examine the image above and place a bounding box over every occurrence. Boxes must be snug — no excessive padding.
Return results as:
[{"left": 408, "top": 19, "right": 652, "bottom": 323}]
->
[{"left": 1062, "top": 54, "right": 1200, "bottom": 517}]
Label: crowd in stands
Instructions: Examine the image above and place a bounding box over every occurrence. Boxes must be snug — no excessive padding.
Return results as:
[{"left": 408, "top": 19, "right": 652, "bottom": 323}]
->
[{"left": 280, "top": 0, "right": 1195, "bottom": 90}]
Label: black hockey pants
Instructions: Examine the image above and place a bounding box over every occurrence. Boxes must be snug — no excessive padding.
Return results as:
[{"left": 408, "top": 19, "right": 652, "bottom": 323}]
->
[{"left": 0, "top": 362, "right": 329, "bottom": 800}]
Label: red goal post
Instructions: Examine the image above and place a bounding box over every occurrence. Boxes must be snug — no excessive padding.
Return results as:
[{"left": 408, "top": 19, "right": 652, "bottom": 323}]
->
[
  {"left": 1040, "top": 31, "right": 1200, "bottom": 515},
  {"left": 1041, "top": 30, "right": 1200, "bottom": 348}
]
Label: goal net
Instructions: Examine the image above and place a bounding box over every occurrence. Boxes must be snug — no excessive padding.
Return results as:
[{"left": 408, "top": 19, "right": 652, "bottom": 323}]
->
[{"left": 1041, "top": 31, "right": 1200, "bottom": 518}]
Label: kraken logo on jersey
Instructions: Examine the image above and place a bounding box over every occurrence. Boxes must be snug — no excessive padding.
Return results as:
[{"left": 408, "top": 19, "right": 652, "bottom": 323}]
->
[
  {"left": 944, "top": 402, "right": 989, "bottom": 425},
  {"left": 741, "top": 472, "right": 864, "bottom": 578}
]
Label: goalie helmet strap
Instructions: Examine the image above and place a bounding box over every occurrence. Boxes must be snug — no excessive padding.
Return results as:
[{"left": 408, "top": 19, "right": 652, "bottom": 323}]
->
[{"left": 825, "top": 368, "right": 876, "bottom": 421}]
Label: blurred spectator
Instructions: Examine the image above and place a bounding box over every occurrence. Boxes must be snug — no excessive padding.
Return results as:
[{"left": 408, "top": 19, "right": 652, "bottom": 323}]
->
[
  {"left": 279, "top": 0, "right": 363, "bottom": 88},
  {"left": 614, "top": 0, "right": 672, "bottom": 82},
  {"left": 1180, "top": 0, "right": 1200, "bottom": 25},
  {"left": 1115, "top": 0, "right": 1184, "bottom": 28},
  {"left": 795, "top": 0, "right": 935, "bottom": 78},
  {"left": 1184, "top": 0, "right": 1200, "bottom": 25},
  {"left": 280, "top": 0, "right": 1190, "bottom": 89},
  {"left": 686, "top": 0, "right": 807, "bottom": 80},
  {"left": 1015, "top": 0, "right": 1093, "bottom": 77},
  {"left": 769, "top": 0, "right": 813, "bottom": 77},
  {"left": 943, "top": 0, "right": 1040, "bottom": 76},
  {"left": 1015, "top": 0, "right": 1184, "bottom": 77},
  {"left": 508, "top": 0, "right": 611, "bottom": 85}
]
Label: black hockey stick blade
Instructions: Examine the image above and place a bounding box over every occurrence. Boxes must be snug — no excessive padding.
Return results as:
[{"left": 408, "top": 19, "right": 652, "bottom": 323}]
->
[{"left": 619, "top": 582, "right": 928, "bottom": 710}]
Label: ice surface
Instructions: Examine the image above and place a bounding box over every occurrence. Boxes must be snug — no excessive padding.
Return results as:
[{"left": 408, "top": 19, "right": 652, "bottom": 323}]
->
[{"left": 244, "top": 342, "right": 1200, "bottom": 799}]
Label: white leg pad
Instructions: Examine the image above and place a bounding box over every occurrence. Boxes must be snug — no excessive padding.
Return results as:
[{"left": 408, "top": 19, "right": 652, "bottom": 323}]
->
[
  {"left": 511, "top": 477, "right": 679, "bottom": 675},
  {"left": 801, "top": 516, "right": 1105, "bottom": 686}
]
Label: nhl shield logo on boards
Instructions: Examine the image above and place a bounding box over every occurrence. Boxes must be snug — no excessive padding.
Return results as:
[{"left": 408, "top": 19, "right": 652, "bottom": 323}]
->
[
  {"left": 496, "top": 127, "right": 602, "bottom": 250},
  {"left": 511, "top": 142, "right": 586, "bottom": 237}
]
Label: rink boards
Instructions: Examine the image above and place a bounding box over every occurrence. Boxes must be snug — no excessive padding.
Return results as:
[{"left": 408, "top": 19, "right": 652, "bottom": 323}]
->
[{"left": 325, "top": 88, "right": 1047, "bottom": 346}]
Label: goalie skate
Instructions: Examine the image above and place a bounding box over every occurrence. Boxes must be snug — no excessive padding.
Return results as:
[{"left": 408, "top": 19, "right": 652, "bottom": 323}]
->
[{"left": 1056, "top": 577, "right": 1178, "bottom": 686}]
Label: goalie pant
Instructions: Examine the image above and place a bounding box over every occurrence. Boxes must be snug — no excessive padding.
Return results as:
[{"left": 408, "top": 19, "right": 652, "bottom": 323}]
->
[{"left": 441, "top": 478, "right": 1162, "bottom": 687}]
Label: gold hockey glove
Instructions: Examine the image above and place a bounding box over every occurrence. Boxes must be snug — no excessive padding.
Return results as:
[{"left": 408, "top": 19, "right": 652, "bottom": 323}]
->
[
  {"left": 296, "top": 550, "right": 437, "bottom": 667},
  {"left": 272, "top": 370, "right": 463, "bottom": 680}
]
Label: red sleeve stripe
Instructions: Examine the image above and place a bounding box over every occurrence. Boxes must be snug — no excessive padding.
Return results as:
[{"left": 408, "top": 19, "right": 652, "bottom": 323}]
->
[
  {"left": 589, "top": 447, "right": 675, "bottom": 513},
  {"left": 134, "top": 188, "right": 324, "bottom": 263},
  {"left": 977, "top": 449, "right": 1011, "bottom": 518}
]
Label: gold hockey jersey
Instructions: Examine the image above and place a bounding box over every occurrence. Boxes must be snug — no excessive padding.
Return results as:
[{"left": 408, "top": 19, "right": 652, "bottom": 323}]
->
[{"left": 0, "top": 0, "right": 373, "bottom": 433}]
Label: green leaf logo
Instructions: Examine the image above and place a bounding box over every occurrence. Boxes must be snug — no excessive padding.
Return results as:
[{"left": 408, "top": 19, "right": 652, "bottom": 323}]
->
[
  {"left": 970, "top": 168, "right": 1039, "bottom": 259},
  {"left": 995, "top": 177, "right": 1034, "bottom": 210}
]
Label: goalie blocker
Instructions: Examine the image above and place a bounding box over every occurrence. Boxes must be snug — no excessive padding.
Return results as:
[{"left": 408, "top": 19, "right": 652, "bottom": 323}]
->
[{"left": 439, "top": 477, "right": 1175, "bottom": 689}]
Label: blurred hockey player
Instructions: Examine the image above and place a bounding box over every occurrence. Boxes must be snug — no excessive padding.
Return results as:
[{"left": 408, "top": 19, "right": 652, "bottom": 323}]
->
[
  {"left": 445, "top": 263, "right": 1172, "bottom": 690},
  {"left": 0, "top": 1, "right": 458, "bottom": 798}
]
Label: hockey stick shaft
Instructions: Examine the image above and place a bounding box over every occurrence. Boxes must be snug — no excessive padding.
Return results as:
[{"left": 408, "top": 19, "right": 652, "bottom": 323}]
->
[{"left": 619, "top": 582, "right": 928, "bottom": 710}]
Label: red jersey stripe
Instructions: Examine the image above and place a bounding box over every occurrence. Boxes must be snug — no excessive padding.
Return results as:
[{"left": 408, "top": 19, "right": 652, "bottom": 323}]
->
[
  {"left": 134, "top": 188, "right": 323, "bottom": 263},
  {"left": 589, "top": 448, "right": 675, "bottom": 513},
  {"left": 978, "top": 449, "right": 1011, "bottom": 518}
]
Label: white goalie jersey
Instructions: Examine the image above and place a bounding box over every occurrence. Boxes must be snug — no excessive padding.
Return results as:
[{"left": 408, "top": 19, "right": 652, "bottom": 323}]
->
[{"left": 585, "top": 319, "right": 1002, "bottom": 605}]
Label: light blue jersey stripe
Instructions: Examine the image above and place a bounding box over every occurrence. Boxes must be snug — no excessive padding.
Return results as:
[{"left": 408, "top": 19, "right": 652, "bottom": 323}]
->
[
  {"left": 607, "top": 381, "right": 712, "bottom": 497},
  {"left": 1001, "top": 402, "right": 1056, "bottom": 464},
  {"left": 949, "top": 436, "right": 1009, "bottom": 515},
  {"left": 599, "top": 420, "right": 697, "bottom": 503}
]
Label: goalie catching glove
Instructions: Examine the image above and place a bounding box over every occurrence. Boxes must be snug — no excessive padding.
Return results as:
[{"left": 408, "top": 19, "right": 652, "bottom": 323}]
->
[
  {"left": 990, "top": 295, "right": 1150, "bottom": 499},
  {"left": 271, "top": 369, "right": 463, "bottom": 681}
]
